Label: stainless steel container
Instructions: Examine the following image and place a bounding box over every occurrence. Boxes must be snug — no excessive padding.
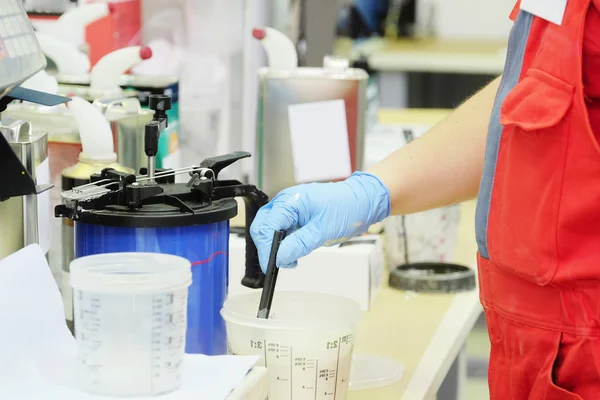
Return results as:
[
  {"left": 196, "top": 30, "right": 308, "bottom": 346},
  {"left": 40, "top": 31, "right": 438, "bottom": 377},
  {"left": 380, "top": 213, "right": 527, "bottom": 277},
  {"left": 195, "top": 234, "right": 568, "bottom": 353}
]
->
[
  {"left": 256, "top": 56, "right": 368, "bottom": 197},
  {"left": 93, "top": 96, "right": 153, "bottom": 173},
  {"left": 0, "top": 119, "right": 51, "bottom": 259},
  {"left": 56, "top": 83, "right": 148, "bottom": 173}
]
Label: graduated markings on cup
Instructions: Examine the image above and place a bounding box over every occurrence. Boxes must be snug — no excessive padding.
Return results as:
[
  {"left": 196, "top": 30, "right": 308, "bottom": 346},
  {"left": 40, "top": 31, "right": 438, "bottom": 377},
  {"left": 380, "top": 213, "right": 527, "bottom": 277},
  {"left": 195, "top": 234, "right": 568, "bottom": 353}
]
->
[{"left": 235, "top": 333, "right": 354, "bottom": 398}]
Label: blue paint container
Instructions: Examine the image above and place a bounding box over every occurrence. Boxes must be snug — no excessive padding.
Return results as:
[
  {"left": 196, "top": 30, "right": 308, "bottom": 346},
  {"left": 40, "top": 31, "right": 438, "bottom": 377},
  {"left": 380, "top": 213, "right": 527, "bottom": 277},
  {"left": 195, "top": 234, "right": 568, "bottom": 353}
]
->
[
  {"left": 58, "top": 152, "right": 268, "bottom": 355},
  {"left": 76, "top": 222, "right": 230, "bottom": 354}
]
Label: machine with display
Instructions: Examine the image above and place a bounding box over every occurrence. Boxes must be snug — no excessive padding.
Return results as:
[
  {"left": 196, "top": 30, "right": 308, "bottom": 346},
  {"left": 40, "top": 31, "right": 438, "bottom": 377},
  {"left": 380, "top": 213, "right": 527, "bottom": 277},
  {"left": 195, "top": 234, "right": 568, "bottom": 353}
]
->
[{"left": 0, "top": 0, "right": 71, "bottom": 258}]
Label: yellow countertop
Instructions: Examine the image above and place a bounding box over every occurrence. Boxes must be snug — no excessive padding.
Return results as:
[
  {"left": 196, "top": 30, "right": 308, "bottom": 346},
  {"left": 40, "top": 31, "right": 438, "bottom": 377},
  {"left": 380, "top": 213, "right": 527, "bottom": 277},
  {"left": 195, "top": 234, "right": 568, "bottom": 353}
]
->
[
  {"left": 350, "top": 107, "right": 480, "bottom": 399},
  {"left": 348, "top": 200, "right": 478, "bottom": 400},
  {"left": 335, "top": 37, "right": 507, "bottom": 75},
  {"left": 377, "top": 108, "right": 450, "bottom": 126}
]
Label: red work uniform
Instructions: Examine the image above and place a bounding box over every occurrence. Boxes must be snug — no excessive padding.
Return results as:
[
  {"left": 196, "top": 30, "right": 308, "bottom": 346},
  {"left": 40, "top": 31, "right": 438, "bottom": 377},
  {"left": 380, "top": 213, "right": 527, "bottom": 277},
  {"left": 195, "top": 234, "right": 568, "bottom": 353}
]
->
[{"left": 475, "top": 0, "right": 600, "bottom": 398}]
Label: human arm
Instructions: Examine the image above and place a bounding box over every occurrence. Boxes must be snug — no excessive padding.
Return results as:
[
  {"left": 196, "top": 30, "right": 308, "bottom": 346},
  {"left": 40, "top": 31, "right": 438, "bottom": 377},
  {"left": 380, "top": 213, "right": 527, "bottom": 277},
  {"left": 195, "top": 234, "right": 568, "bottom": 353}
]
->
[
  {"left": 250, "top": 76, "right": 501, "bottom": 269},
  {"left": 369, "top": 75, "right": 501, "bottom": 215}
]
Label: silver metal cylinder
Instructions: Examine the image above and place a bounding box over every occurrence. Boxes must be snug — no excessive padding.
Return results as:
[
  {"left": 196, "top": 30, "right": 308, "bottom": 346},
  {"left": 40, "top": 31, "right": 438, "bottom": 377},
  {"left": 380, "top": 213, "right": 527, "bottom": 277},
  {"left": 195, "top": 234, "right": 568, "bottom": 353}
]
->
[
  {"left": 0, "top": 119, "right": 48, "bottom": 251},
  {"left": 256, "top": 62, "right": 368, "bottom": 197},
  {"left": 22, "top": 194, "right": 39, "bottom": 247},
  {"left": 93, "top": 97, "right": 154, "bottom": 174},
  {"left": 148, "top": 156, "right": 156, "bottom": 184}
]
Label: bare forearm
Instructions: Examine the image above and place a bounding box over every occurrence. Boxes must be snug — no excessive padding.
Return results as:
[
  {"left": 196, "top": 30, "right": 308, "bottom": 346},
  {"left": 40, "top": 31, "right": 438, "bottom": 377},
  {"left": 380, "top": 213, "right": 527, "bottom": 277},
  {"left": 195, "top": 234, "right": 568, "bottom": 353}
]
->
[{"left": 368, "top": 76, "right": 501, "bottom": 215}]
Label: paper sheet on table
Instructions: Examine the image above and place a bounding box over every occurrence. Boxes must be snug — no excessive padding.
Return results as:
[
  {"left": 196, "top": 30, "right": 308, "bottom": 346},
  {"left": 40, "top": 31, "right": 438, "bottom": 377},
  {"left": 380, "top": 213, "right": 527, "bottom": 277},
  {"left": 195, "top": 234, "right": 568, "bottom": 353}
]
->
[
  {"left": 288, "top": 99, "right": 352, "bottom": 183},
  {"left": 0, "top": 245, "right": 259, "bottom": 400}
]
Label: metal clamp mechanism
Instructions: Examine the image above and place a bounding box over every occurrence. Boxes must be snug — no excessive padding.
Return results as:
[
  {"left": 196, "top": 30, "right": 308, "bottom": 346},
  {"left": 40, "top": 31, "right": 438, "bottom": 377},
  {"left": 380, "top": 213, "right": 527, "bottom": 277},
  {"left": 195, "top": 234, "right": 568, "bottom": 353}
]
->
[{"left": 55, "top": 169, "right": 164, "bottom": 216}]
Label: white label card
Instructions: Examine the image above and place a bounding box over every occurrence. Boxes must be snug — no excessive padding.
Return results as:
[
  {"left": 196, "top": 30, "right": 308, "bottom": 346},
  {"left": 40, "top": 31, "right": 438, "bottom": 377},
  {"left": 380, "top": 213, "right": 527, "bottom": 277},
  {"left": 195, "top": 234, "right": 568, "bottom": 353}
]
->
[
  {"left": 288, "top": 100, "right": 352, "bottom": 183},
  {"left": 521, "top": 0, "right": 568, "bottom": 26}
]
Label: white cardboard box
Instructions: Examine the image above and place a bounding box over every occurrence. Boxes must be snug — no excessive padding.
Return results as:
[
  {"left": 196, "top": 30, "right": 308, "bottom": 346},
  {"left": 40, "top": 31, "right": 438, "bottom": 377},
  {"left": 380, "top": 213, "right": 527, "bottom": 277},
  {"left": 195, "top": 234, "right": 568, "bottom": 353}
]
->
[{"left": 228, "top": 233, "right": 383, "bottom": 310}]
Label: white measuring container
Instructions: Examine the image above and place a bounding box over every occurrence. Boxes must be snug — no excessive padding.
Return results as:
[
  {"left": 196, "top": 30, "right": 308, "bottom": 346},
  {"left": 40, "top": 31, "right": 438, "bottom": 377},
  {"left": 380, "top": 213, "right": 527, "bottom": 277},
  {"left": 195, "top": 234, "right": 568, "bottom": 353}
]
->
[
  {"left": 222, "top": 291, "right": 361, "bottom": 400},
  {"left": 69, "top": 252, "right": 192, "bottom": 397}
]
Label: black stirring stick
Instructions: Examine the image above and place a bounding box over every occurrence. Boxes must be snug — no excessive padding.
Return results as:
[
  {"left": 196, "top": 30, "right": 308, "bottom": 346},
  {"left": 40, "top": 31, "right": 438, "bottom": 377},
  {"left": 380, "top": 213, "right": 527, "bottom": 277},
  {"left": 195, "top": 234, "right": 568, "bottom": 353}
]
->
[{"left": 257, "top": 231, "right": 286, "bottom": 319}]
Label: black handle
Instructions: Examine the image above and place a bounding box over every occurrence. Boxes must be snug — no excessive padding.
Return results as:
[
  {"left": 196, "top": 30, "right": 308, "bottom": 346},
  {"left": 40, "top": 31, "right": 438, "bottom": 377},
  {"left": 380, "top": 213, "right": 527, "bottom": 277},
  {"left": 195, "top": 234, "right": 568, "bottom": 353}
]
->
[
  {"left": 145, "top": 94, "right": 171, "bottom": 158},
  {"left": 145, "top": 122, "right": 160, "bottom": 157},
  {"left": 237, "top": 186, "right": 269, "bottom": 289},
  {"left": 148, "top": 94, "right": 171, "bottom": 126},
  {"left": 257, "top": 230, "right": 286, "bottom": 319},
  {"left": 199, "top": 151, "right": 251, "bottom": 179},
  {"left": 200, "top": 152, "right": 268, "bottom": 288}
]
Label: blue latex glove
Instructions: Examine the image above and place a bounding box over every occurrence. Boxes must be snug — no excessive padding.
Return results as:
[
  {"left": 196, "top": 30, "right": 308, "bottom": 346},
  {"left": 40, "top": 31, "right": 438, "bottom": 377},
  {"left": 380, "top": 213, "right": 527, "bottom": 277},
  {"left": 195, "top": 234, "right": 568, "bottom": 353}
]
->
[{"left": 250, "top": 172, "right": 390, "bottom": 272}]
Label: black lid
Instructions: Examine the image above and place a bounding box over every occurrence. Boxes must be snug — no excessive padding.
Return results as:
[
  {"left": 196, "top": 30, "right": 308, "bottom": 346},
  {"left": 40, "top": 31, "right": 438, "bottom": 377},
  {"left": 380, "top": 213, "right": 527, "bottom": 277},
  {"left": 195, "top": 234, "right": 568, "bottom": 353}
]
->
[
  {"left": 389, "top": 263, "right": 476, "bottom": 293},
  {"left": 75, "top": 183, "right": 238, "bottom": 228},
  {"left": 55, "top": 152, "right": 266, "bottom": 230}
]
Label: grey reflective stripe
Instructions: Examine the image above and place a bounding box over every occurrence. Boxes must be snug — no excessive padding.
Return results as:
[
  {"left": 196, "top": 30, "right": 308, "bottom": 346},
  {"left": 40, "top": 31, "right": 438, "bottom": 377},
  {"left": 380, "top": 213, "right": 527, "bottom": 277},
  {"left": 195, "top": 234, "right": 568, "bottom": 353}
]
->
[{"left": 475, "top": 11, "right": 533, "bottom": 259}]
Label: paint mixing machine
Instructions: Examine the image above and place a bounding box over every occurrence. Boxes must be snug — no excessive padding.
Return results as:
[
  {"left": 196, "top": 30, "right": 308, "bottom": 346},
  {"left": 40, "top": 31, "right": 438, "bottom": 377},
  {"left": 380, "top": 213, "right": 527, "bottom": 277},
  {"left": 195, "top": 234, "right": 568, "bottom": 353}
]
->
[{"left": 56, "top": 94, "right": 269, "bottom": 355}]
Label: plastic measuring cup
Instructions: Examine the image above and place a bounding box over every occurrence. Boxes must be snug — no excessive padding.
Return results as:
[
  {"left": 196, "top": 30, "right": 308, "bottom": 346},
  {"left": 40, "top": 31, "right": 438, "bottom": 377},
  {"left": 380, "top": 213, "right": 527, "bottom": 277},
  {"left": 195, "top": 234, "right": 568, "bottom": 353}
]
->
[
  {"left": 221, "top": 291, "right": 361, "bottom": 400},
  {"left": 69, "top": 252, "right": 192, "bottom": 397}
]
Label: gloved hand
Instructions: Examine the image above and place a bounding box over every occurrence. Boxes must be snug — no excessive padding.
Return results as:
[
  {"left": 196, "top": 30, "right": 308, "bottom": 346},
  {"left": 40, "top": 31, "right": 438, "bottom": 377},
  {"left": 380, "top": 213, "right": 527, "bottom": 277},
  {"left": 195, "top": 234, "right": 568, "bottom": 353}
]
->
[{"left": 250, "top": 172, "right": 390, "bottom": 272}]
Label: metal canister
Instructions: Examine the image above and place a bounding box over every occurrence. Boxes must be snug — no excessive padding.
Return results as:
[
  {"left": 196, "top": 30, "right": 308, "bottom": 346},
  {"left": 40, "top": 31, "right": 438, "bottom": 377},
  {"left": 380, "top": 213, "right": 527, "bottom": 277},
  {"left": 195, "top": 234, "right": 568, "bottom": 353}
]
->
[
  {"left": 55, "top": 81, "right": 147, "bottom": 173},
  {"left": 0, "top": 119, "right": 51, "bottom": 259},
  {"left": 256, "top": 56, "right": 368, "bottom": 197},
  {"left": 56, "top": 83, "right": 149, "bottom": 174},
  {"left": 60, "top": 158, "right": 132, "bottom": 333},
  {"left": 93, "top": 96, "right": 153, "bottom": 173}
]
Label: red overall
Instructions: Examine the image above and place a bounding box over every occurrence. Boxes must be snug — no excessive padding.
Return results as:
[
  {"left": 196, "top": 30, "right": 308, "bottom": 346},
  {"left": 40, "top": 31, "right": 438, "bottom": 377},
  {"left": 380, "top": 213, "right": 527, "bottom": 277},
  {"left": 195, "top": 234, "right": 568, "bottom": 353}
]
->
[{"left": 476, "top": 1, "right": 600, "bottom": 398}]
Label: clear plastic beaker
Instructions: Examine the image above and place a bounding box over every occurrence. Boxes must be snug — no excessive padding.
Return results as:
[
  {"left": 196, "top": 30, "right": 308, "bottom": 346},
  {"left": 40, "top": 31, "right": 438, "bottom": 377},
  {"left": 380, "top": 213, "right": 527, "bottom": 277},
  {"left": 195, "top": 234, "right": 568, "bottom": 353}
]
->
[
  {"left": 69, "top": 252, "right": 192, "bottom": 397},
  {"left": 385, "top": 205, "right": 461, "bottom": 266},
  {"left": 221, "top": 291, "right": 361, "bottom": 400}
]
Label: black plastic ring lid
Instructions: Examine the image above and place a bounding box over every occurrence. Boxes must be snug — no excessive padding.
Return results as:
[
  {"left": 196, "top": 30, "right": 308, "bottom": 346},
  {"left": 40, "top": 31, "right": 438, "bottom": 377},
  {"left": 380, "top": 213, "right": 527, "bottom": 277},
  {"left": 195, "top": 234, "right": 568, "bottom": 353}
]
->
[
  {"left": 389, "top": 263, "right": 476, "bottom": 293},
  {"left": 76, "top": 195, "right": 238, "bottom": 228}
]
